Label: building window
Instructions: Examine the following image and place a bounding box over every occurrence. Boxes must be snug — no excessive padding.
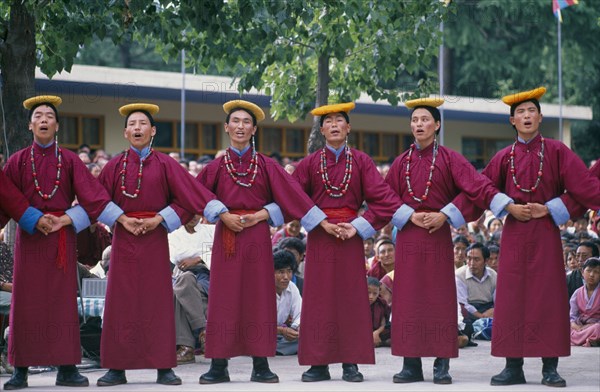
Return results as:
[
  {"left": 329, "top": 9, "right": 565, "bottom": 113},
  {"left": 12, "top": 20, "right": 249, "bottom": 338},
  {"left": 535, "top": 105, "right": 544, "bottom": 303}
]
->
[
  {"left": 153, "top": 120, "right": 221, "bottom": 158},
  {"left": 462, "top": 137, "right": 512, "bottom": 169},
  {"left": 255, "top": 126, "right": 308, "bottom": 159},
  {"left": 57, "top": 114, "right": 104, "bottom": 150},
  {"left": 348, "top": 131, "right": 411, "bottom": 163}
]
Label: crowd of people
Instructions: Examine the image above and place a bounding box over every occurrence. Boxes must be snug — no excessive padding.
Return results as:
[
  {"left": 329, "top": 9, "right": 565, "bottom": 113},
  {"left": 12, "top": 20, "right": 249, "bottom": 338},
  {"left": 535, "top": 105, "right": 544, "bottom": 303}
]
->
[{"left": 0, "top": 90, "right": 599, "bottom": 389}]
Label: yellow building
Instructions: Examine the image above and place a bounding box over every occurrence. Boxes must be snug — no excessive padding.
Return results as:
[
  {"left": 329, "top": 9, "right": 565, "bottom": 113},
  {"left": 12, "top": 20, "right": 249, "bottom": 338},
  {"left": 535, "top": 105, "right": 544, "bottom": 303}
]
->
[{"left": 35, "top": 65, "right": 592, "bottom": 168}]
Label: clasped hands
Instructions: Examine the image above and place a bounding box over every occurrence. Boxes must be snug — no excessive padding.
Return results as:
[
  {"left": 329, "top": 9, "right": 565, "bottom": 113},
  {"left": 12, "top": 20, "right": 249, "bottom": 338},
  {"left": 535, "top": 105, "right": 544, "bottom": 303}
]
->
[
  {"left": 35, "top": 214, "right": 72, "bottom": 235},
  {"left": 506, "top": 202, "right": 548, "bottom": 222},
  {"left": 117, "top": 214, "right": 163, "bottom": 236},
  {"left": 410, "top": 211, "right": 447, "bottom": 234}
]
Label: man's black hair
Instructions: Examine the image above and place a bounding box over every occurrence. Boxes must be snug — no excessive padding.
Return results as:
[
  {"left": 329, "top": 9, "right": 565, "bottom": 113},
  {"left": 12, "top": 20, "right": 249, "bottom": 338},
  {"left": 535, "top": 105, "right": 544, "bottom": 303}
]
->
[
  {"left": 273, "top": 249, "right": 296, "bottom": 271},
  {"left": 466, "top": 242, "right": 490, "bottom": 260}
]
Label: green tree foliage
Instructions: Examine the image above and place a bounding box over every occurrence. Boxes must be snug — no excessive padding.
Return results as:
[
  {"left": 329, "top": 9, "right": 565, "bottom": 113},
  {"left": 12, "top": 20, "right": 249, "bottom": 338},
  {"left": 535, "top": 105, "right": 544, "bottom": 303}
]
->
[
  {"left": 155, "top": 0, "right": 448, "bottom": 150},
  {"left": 444, "top": 0, "right": 600, "bottom": 164}
]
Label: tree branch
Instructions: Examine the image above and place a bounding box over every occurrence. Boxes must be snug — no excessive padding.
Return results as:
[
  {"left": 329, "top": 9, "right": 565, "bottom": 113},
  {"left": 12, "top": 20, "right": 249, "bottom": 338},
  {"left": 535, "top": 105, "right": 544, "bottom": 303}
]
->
[{"left": 279, "top": 36, "right": 315, "bottom": 50}]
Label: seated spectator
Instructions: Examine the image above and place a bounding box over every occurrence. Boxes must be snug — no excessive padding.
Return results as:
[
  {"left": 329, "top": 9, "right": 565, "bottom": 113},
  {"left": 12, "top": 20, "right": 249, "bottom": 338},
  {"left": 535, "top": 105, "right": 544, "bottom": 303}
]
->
[
  {"left": 168, "top": 215, "right": 215, "bottom": 364},
  {"left": 453, "top": 235, "right": 470, "bottom": 270},
  {"left": 363, "top": 237, "right": 375, "bottom": 268},
  {"left": 380, "top": 271, "right": 394, "bottom": 307},
  {"left": 274, "top": 250, "right": 301, "bottom": 356},
  {"left": 367, "top": 277, "right": 390, "bottom": 347},
  {"left": 87, "top": 163, "right": 102, "bottom": 178},
  {"left": 367, "top": 239, "right": 395, "bottom": 280},
  {"left": 271, "top": 220, "right": 305, "bottom": 247},
  {"left": 486, "top": 218, "right": 503, "bottom": 242},
  {"left": 457, "top": 301, "right": 470, "bottom": 349},
  {"left": 565, "top": 250, "right": 578, "bottom": 274},
  {"left": 76, "top": 222, "right": 112, "bottom": 267},
  {"left": 277, "top": 237, "right": 306, "bottom": 294},
  {"left": 0, "top": 243, "right": 13, "bottom": 374},
  {"left": 487, "top": 244, "right": 500, "bottom": 272},
  {"left": 567, "top": 242, "right": 599, "bottom": 299},
  {"left": 570, "top": 258, "right": 600, "bottom": 347},
  {"left": 89, "top": 245, "right": 111, "bottom": 279},
  {"left": 456, "top": 243, "right": 496, "bottom": 341},
  {"left": 77, "top": 262, "right": 100, "bottom": 289}
]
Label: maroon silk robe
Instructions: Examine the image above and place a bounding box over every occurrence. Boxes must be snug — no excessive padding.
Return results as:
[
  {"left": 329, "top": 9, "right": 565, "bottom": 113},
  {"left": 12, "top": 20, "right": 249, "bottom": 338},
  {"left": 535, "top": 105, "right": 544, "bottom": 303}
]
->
[
  {"left": 293, "top": 147, "right": 400, "bottom": 365},
  {"left": 0, "top": 170, "right": 30, "bottom": 228},
  {"left": 197, "top": 149, "right": 316, "bottom": 358},
  {"left": 4, "top": 143, "right": 111, "bottom": 366},
  {"left": 382, "top": 144, "right": 498, "bottom": 358},
  {"left": 98, "top": 149, "right": 215, "bottom": 369},
  {"left": 456, "top": 135, "right": 600, "bottom": 358}
]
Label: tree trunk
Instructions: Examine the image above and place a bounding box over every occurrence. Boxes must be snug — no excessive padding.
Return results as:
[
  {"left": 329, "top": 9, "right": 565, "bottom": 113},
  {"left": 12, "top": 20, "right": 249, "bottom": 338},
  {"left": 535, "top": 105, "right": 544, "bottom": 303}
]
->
[
  {"left": 0, "top": 1, "right": 36, "bottom": 249},
  {"left": 0, "top": 0, "right": 36, "bottom": 159},
  {"left": 120, "top": 40, "right": 132, "bottom": 68},
  {"left": 307, "top": 54, "right": 329, "bottom": 153}
]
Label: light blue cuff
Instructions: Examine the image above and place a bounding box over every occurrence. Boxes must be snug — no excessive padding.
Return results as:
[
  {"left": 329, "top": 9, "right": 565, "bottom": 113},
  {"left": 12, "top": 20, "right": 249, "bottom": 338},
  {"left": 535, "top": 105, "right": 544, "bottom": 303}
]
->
[
  {"left": 97, "top": 202, "right": 124, "bottom": 228},
  {"left": 159, "top": 206, "right": 182, "bottom": 233},
  {"left": 66, "top": 205, "right": 91, "bottom": 233},
  {"left": 491, "top": 193, "right": 513, "bottom": 219},
  {"left": 301, "top": 205, "right": 327, "bottom": 232},
  {"left": 203, "top": 199, "right": 228, "bottom": 224},
  {"left": 264, "top": 203, "right": 284, "bottom": 227},
  {"left": 350, "top": 216, "right": 376, "bottom": 240},
  {"left": 392, "top": 204, "right": 415, "bottom": 231},
  {"left": 546, "top": 197, "right": 570, "bottom": 226},
  {"left": 441, "top": 203, "right": 466, "bottom": 229},
  {"left": 18, "top": 207, "right": 43, "bottom": 235}
]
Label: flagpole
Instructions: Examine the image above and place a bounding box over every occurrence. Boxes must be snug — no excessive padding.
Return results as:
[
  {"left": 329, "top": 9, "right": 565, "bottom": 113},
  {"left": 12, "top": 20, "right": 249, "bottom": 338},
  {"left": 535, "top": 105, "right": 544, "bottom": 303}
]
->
[{"left": 557, "top": 16, "right": 563, "bottom": 142}]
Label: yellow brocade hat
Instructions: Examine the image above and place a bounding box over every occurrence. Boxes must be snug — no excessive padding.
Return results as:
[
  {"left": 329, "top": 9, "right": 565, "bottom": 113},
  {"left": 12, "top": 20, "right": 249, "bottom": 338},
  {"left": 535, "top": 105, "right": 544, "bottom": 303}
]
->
[
  {"left": 405, "top": 97, "right": 444, "bottom": 109},
  {"left": 223, "top": 100, "right": 265, "bottom": 122},
  {"left": 501, "top": 87, "right": 546, "bottom": 107},
  {"left": 119, "top": 103, "right": 160, "bottom": 117},
  {"left": 23, "top": 95, "right": 62, "bottom": 110},
  {"left": 310, "top": 102, "right": 355, "bottom": 117}
]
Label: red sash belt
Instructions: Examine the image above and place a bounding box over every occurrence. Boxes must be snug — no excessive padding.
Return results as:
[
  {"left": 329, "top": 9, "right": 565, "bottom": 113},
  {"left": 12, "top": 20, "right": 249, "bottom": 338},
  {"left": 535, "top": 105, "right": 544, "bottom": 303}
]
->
[
  {"left": 45, "top": 211, "right": 67, "bottom": 273},
  {"left": 125, "top": 211, "right": 157, "bottom": 219},
  {"left": 223, "top": 209, "right": 258, "bottom": 257},
  {"left": 322, "top": 207, "right": 357, "bottom": 222},
  {"left": 414, "top": 208, "right": 440, "bottom": 213}
]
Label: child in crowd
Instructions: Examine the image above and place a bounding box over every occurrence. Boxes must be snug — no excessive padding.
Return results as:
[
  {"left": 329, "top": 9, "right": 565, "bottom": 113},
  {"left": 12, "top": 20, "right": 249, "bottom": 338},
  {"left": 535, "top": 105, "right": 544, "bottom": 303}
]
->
[
  {"left": 570, "top": 258, "right": 600, "bottom": 347},
  {"left": 367, "top": 277, "right": 390, "bottom": 347}
]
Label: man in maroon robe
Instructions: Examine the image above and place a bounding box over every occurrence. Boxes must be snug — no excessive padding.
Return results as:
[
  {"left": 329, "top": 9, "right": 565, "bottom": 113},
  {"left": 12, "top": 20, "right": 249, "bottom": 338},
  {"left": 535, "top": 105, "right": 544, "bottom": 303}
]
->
[
  {"left": 196, "top": 100, "right": 335, "bottom": 384},
  {"left": 455, "top": 88, "right": 600, "bottom": 387},
  {"left": 96, "top": 103, "right": 223, "bottom": 387},
  {"left": 3, "top": 96, "right": 135, "bottom": 390},
  {"left": 363, "top": 98, "right": 509, "bottom": 385},
  {"left": 293, "top": 102, "right": 402, "bottom": 383}
]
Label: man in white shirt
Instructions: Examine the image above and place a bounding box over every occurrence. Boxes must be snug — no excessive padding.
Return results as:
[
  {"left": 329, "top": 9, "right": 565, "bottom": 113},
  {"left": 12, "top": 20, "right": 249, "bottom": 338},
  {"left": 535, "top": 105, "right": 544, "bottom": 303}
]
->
[
  {"left": 168, "top": 215, "right": 215, "bottom": 364},
  {"left": 455, "top": 242, "right": 496, "bottom": 341},
  {"left": 274, "top": 250, "right": 302, "bottom": 355}
]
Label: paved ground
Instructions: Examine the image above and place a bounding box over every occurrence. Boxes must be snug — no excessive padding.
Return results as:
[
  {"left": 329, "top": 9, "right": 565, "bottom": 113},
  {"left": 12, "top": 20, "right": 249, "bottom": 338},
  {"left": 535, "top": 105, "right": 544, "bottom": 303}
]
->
[{"left": 1, "top": 341, "right": 598, "bottom": 391}]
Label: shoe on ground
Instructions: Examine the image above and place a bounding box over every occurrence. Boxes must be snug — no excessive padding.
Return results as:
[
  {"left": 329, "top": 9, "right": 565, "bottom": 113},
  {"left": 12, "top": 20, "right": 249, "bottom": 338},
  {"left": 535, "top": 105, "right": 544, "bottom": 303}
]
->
[
  {"left": 301, "top": 365, "right": 331, "bottom": 382},
  {"left": 176, "top": 345, "right": 195, "bottom": 365},
  {"left": 97, "top": 369, "right": 127, "bottom": 387},
  {"left": 157, "top": 369, "right": 182, "bottom": 385}
]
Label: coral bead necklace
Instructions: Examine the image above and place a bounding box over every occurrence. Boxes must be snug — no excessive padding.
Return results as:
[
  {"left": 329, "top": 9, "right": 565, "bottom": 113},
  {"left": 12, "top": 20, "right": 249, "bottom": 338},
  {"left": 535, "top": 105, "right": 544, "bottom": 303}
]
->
[
  {"left": 30, "top": 141, "right": 62, "bottom": 200},
  {"left": 509, "top": 136, "right": 545, "bottom": 193},
  {"left": 320, "top": 145, "right": 353, "bottom": 198},
  {"left": 224, "top": 144, "right": 258, "bottom": 188},
  {"left": 120, "top": 148, "right": 153, "bottom": 198},
  {"left": 404, "top": 139, "right": 438, "bottom": 203}
]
